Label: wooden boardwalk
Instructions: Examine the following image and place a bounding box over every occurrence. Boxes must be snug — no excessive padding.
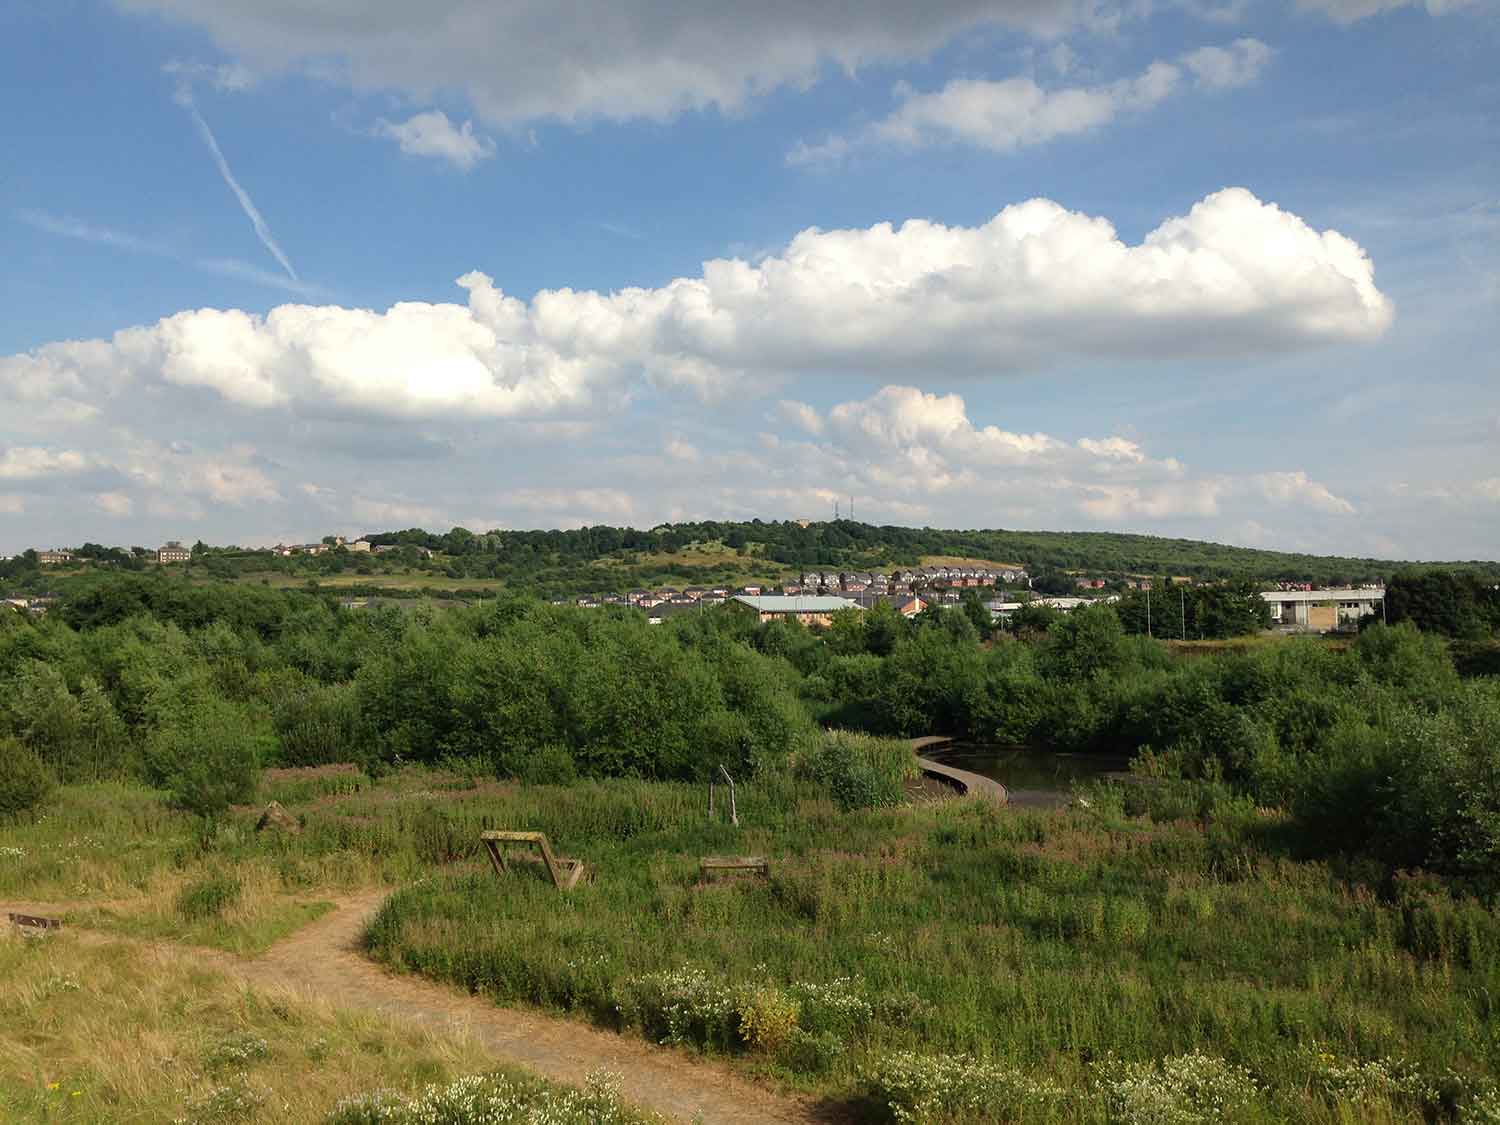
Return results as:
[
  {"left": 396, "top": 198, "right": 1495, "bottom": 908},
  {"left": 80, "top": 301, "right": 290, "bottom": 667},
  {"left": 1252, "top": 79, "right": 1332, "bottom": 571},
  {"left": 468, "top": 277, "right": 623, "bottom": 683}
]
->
[{"left": 909, "top": 737, "right": 1009, "bottom": 804}]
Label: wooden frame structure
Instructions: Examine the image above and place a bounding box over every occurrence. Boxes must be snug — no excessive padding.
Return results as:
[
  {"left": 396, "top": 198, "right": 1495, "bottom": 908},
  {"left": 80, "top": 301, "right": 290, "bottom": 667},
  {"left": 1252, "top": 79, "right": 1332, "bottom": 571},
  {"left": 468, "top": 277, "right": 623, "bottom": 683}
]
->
[
  {"left": 480, "top": 831, "right": 589, "bottom": 890},
  {"left": 698, "top": 855, "right": 769, "bottom": 879}
]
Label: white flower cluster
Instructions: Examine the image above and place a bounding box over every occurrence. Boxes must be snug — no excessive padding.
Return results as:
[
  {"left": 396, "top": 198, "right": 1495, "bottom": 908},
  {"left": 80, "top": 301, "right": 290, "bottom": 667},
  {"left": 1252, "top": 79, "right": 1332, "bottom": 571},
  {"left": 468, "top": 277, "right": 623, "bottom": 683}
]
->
[
  {"left": 204, "top": 1033, "right": 270, "bottom": 1069},
  {"left": 616, "top": 966, "right": 739, "bottom": 1045},
  {"left": 1298, "top": 1045, "right": 1435, "bottom": 1106},
  {"left": 860, "top": 1050, "right": 1064, "bottom": 1124},
  {"left": 1093, "top": 1052, "right": 1260, "bottom": 1125},
  {"left": 0, "top": 845, "right": 26, "bottom": 859},
  {"left": 788, "top": 977, "right": 873, "bottom": 1026},
  {"left": 1468, "top": 1085, "right": 1500, "bottom": 1124},
  {"left": 325, "top": 1069, "right": 642, "bottom": 1125},
  {"left": 41, "top": 972, "right": 82, "bottom": 996},
  {"left": 174, "top": 1074, "right": 268, "bottom": 1123}
]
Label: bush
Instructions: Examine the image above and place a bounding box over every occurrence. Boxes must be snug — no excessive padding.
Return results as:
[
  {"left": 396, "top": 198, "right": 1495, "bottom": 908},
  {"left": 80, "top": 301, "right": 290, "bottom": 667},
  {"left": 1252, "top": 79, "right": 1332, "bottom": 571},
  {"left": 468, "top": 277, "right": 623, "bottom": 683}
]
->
[
  {"left": 4, "top": 663, "right": 129, "bottom": 782},
  {"left": 859, "top": 1051, "right": 1064, "bottom": 1123},
  {"left": 144, "top": 696, "right": 262, "bottom": 818},
  {"left": 176, "top": 872, "right": 242, "bottom": 920},
  {"left": 325, "top": 1070, "right": 650, "bottom": 1125},
  {"left": 738, "top": 986, "right": 801, "bottom": 1053},
  {"left": 798, "top": 732, "right": 913, "bottom": 811},
  {"left": 1093, "top": 1052, "right": 1261, "bottom": 1124},
  {"left": 272, "top": 679, "right": 360, "bottom": 767},
  {"left": 0, "top": 736, "right": 56, "bottom": 819},
  {"left": 510, "top": 743, "right": 578, "bottom": 786}
]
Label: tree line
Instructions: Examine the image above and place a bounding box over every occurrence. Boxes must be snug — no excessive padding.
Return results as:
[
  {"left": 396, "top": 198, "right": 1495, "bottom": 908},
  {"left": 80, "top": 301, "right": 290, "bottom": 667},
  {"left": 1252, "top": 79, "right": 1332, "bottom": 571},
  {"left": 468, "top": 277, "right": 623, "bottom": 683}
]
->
[{"left": 2, "top": 574, "right": 1498, "bottom": 892}]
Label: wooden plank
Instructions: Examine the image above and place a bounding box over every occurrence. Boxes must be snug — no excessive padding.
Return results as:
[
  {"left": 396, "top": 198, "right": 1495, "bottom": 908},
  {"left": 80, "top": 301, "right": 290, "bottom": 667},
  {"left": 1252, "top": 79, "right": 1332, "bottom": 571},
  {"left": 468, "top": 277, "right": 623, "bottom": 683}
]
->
[
  {"left": 481, "top": 838, "right": 508, "bottom": 878},
  {"left": 8, "top": 912, "right": 62, "bottom": 931},
  {"left": 699, "top": 856, "right": 769, "bottom": 875},
  {"left": 480, "top": 832, "right": 588, "bottom": 890}
]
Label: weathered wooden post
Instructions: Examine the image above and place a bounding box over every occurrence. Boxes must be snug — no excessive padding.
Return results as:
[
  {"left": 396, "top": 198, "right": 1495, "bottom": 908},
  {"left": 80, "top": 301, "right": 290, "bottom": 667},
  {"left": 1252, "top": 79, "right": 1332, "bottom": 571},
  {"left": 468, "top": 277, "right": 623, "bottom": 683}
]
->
[{"left": 718, "top": 764, "right": 738, "bottom": 827}]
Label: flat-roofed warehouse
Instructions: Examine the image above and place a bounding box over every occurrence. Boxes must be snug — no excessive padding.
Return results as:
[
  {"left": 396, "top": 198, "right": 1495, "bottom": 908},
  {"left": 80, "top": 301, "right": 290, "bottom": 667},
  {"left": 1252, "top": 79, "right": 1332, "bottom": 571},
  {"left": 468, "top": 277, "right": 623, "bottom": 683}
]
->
[
  {"left": 728, "top": 594, "right": 858, "bottom": 628},
  {"left": 1262, "top": 588, "right": 1384, "bottom": 632}
]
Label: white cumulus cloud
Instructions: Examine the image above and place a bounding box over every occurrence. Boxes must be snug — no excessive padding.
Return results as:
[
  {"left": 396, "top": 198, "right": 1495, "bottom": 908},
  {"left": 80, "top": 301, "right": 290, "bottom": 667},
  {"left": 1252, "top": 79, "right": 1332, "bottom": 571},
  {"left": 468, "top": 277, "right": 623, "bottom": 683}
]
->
[
  {"left": 115, "top": 1, "right": 1145, "bottom": 126},
  {"left": 1181, "top": 38, "right": 1275, "bottom": 89},
  {"left": 1296, "top": 0, "right": 1472, "bottom": 23},
  {"left": 0, "top": 189, "right": 1393, "bottom": 427},
  {"left": 374, "top": 110, "right": 496, "bottom": 170},
  {"left": 769, "top": 386, "right": 1354, "bottom": 529},
  {"left": 0, "top": 447, "right": 92, "bottom": 481},
  {"left": 792, "top": 39, "right": 1271, "bottom": 162}
]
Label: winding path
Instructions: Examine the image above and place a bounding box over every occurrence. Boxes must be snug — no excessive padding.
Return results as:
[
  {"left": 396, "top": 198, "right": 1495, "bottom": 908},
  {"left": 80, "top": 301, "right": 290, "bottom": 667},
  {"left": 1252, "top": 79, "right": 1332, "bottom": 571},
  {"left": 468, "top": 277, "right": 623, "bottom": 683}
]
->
[
  {"left": 909, "top": 736, "right": 1009, "bottom": 804},
  {"left": 4, "top": 895, "right": 828, "bottom": 1125}
]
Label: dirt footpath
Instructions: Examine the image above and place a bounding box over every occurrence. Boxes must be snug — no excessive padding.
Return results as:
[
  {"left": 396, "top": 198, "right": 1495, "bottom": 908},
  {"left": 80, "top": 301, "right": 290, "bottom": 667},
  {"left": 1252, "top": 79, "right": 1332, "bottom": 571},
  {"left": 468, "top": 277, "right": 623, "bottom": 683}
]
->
[{"left": 4, "top": 895, "right": 827, "bottom": 1124}]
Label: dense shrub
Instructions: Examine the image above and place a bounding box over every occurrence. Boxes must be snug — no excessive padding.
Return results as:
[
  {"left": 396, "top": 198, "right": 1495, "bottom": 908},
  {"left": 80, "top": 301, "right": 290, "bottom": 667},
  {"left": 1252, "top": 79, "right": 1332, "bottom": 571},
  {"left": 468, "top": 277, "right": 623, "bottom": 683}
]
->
[
  {"left": 0, "top": 736, "right": 56, "bottom": 819},
  {"left": 144, "top": 696, "right": 263, "bottom": 817},
  {"left": 798, "top": 732, "right": 914, "bottom": 811},
  {"left": 325, "top": 1070, "right": 652, "bottom": 1125},
  {"left": 175, "top": 871, "right": 242, "bottom": 920},
  {"left": 272, "top": 678, "right": 361, "bottom": 767},
  {"left": 2, "top": 662, "right": 129, "bottom": 782}
]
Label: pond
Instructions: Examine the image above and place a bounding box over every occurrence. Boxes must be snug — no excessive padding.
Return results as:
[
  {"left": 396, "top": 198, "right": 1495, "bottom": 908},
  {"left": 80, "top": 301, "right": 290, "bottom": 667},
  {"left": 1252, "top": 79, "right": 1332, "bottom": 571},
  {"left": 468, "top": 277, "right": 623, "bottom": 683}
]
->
[{"left": 925, "top": 743, "right": 1131, "bottom": 808}]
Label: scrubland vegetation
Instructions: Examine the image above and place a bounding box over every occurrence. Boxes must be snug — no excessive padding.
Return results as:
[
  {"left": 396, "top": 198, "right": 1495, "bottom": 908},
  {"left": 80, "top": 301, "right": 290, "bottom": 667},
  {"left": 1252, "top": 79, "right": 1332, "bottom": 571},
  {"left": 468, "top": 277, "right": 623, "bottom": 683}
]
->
[{"left": 2, "top": 574, "right": 1500, "bottom": 1121}]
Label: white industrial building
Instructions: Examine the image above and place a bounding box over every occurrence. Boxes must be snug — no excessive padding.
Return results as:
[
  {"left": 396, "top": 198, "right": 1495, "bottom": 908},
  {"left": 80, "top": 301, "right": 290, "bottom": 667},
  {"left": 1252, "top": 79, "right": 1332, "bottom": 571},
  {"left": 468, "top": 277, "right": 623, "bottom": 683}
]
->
[{"left": 1262, "top": 588, "right": 1384, "bottom": 632}]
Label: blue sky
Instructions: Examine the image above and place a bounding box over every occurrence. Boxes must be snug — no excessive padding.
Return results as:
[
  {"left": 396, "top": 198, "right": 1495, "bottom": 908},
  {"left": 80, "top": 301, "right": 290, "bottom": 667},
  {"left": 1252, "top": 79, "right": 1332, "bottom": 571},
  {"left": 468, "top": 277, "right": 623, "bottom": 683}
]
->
[{"left": 2, "top": 0, "right": 1497, "bottom": 559}]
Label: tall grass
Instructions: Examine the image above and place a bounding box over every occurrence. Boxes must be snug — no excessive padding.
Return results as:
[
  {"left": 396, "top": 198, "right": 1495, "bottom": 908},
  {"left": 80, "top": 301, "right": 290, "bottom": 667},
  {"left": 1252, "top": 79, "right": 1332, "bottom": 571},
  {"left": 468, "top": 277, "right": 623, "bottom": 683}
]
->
[
  {"left": 362, "top": 794, "right": 1500, "bottom": 1120},
  {"left": 5, "top": 761, "right": 1499, "bottom": 1120}
]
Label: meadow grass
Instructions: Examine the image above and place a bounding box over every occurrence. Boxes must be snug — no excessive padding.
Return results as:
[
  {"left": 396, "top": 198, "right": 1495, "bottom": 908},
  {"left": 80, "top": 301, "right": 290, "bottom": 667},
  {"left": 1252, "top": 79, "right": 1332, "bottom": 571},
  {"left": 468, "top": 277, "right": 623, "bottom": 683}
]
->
[
  {"left": 0, "top": 924, "right": 644, "bottom": 1124},
  {"left": 360, "top": 794, "right": 1500, "bottom": 1121},
  {"left": 4, "top": 766, "right": 1500, "bottom": 1121}
]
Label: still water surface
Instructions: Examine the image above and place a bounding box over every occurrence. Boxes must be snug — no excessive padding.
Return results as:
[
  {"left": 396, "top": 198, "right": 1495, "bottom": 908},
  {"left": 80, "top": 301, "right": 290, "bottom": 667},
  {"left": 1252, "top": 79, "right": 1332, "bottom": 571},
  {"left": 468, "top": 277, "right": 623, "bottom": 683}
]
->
[{"left": 927, "top": 744, "right": 1129, "bottom": 807}]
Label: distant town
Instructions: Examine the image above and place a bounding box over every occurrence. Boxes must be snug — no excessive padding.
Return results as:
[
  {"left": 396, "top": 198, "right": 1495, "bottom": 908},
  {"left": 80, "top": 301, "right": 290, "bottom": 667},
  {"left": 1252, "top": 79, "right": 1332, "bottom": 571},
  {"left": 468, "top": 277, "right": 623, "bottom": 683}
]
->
[{"left": 4, "top": 533, "right": 1389, "bottom": 634}]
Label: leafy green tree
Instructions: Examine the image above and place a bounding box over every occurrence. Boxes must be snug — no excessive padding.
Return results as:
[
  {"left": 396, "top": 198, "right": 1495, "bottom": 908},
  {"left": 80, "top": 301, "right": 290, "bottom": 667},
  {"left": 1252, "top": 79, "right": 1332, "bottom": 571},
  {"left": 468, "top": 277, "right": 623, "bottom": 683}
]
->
[
  {"left": 863, "top": 601, "right": 906, "bottom": 657},
  {"left": 1386, "top": 570, "right": 1499, "bottom": 639},
  {"left": 823, "top": 607, "right": 867, "bottom": 656},
  {"left": 144, "top": 696, "right": 262, "bottom": 818},
  {"left": 1041, "top": 604, "right": 1125, "bottom": 680},
  {"left": 0, "top": 736, "right": 55, "bottom": 820},
  {"left": 960, "top": 590, "right": 992, "bottom": 639}
]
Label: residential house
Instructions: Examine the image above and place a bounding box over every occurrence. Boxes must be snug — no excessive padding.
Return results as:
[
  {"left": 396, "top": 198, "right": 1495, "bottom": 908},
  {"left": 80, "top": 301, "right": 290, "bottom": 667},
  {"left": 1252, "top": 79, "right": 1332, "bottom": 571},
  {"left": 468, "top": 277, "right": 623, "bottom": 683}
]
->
[
  {"left": 37, "top": 550, "right": 73, "bottom": 565},
  {"left": 349, "top": 539, "right": 373, "bottom": 553},
  {"left": 893, "top": 595, "right": 926, "bottom": 618},
  {"left": 157, "top": 541, "right": 191, "bottom": 564},
  {"left": 646, "top": 602, "right": 701, "bottom": 625}
]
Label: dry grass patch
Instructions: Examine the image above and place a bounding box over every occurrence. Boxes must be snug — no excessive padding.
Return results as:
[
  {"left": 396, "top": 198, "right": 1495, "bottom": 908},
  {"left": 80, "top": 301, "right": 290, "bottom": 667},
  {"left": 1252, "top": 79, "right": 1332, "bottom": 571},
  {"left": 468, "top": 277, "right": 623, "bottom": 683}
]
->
[{"left": 0, "top": 926, "right": 497, "bottom": 1123}]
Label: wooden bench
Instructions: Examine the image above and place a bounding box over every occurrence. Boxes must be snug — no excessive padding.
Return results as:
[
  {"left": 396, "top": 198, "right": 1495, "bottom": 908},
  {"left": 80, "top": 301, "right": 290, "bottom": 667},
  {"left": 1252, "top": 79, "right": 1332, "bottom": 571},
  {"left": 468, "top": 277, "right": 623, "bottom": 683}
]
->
[
  {"left": 699, "top": 855, "right": 770, "bottom": 879},
  {"left": 8, "top": 912, "right": 62, "bottom": 933},
  {"left": 480, "top": 831, "right": 589, "bottom": 890}
]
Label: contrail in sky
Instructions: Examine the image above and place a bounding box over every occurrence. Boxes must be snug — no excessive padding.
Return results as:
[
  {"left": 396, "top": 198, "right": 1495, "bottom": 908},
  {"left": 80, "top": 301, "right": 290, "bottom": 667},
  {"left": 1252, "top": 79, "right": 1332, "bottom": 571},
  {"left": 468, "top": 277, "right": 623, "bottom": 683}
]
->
[{"left": 178, "top": 89, "right": 298, "bottom": 280}]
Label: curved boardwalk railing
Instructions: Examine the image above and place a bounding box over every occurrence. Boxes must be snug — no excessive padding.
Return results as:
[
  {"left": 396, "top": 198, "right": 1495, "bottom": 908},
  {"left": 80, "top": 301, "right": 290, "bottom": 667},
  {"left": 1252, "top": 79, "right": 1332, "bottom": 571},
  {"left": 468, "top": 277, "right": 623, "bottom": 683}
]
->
[{"left": 909, "top": 736, "right": 1009, "bottom": 805}]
